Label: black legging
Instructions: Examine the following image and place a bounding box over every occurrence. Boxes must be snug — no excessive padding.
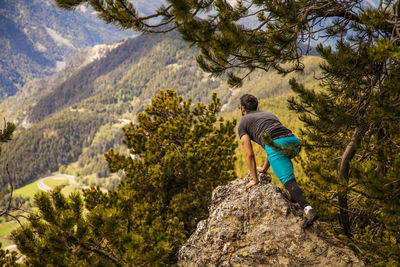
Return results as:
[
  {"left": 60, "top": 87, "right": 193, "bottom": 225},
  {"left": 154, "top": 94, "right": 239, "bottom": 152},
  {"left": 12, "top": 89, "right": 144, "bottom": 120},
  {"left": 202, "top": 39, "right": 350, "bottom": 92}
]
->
[{"left": 284, "top": 179, "right": 309, "bottom": 209}]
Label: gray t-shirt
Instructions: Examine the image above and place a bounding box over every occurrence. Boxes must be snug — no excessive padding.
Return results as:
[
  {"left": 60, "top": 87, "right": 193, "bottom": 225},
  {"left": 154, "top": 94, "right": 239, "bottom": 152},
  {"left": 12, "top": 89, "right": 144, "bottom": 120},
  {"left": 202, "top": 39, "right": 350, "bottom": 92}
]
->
[{"left": 238, "top": 110, "right": 293, "bottom": 146}]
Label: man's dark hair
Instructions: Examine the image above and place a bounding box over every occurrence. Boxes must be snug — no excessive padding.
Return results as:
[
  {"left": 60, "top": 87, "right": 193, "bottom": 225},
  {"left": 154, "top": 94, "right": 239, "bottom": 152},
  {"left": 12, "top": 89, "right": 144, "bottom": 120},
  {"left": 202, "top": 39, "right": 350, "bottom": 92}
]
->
[{"left": 240, "top": 94, "right": 258, "bottom": 111}]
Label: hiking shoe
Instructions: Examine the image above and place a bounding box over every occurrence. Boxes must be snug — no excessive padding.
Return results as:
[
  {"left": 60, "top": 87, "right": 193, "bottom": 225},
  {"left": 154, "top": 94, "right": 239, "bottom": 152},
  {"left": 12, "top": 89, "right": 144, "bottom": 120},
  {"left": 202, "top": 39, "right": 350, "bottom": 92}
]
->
[{"left": 302, "top": 208, "right": 318, "bottom": 228}]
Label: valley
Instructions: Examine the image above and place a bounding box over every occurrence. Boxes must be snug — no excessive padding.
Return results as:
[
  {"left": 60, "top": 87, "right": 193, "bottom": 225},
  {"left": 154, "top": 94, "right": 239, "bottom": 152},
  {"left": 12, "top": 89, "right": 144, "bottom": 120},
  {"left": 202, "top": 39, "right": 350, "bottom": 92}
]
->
[
  {"left": 0, "top": 28, "right": 323, "bottom": 250},
  {"left": 1, "top": 1, "right": 398, "bottom": 265}
]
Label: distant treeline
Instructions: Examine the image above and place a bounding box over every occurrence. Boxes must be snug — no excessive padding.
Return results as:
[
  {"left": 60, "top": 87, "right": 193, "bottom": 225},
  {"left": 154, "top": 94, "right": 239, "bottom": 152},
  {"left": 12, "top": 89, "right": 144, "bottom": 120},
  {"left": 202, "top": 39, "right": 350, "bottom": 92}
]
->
[
  {"left": 0, "top": 111, "right": 106, "bottom": 194},
  {"left": 0, "top": 29, "right": 321, "bottom": 195}
]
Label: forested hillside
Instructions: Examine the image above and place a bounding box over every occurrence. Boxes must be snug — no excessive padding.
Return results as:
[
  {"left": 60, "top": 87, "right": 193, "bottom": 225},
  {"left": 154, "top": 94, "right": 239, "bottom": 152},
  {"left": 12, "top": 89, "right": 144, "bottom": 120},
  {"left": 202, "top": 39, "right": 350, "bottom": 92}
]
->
[
  {"left": 0, "top": 30, "right": 322, "bottom": 194},
  {"left": 2, "top": 0, "right": 398, "bottom": 265},
  {"left": 0, "top": 0, "right": 131, "bottom": 100},
  {"left": 0, "top": 110, "right": 106, "bottom": 193}
]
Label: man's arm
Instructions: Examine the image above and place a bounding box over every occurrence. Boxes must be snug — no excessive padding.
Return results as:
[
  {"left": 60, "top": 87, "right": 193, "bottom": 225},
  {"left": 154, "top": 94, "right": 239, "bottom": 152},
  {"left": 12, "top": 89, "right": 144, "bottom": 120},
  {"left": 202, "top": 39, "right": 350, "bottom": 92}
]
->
[
  {"left": 257, "top": 156, "right": 270, "bottom": 173},
  {"left": 241, "top": 134, "right": 259, "bottom": 191}
]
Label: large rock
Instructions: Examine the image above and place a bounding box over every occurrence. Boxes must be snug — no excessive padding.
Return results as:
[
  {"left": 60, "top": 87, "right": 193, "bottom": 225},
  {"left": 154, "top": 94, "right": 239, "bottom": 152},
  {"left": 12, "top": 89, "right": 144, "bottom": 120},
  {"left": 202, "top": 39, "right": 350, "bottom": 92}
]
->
[{"left": 178, "top": 173, "right": 363, "bottom": 266}]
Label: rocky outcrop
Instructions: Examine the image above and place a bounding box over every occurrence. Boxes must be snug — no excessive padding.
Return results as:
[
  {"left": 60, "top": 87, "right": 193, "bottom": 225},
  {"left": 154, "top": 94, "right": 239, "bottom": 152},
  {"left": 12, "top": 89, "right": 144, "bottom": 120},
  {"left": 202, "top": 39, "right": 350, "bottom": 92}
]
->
[{"left": 179, "top": 173, "right": 363, "bottom": 266}]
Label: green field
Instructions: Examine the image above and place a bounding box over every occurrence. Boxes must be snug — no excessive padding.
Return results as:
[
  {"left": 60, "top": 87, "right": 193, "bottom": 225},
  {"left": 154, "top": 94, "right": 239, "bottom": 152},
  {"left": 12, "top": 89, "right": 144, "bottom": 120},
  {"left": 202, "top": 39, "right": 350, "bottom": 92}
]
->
[
  {"left": 0, "top": 220, "right": 20, "bottom": 236},
  {"left": 61, "top": 185, "right": 77, "bottom": 196},
  {"left": 13, "top": 180, "right": 40, "bottom": 198},
  {"left": 43, "top": 177, "right": 69, "bottom": 188},
  {"left": 1, "top": 179, "right": 40, "bottom": 246},
  {"left": 0, "top": 220, "right": 21, "bottom": 247},
  {"left": 1, "top": 176, "right": 74, "bottom": 246}
]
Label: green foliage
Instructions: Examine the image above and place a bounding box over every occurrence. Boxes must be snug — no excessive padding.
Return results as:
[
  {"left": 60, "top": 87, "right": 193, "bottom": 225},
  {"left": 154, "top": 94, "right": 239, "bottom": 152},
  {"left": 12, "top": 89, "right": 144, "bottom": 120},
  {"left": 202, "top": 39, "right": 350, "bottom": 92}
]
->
[
  {"left": 0, "top": 243, "right": 19, "bottom": 267},
  {"left": 56, "top": 0, "right": 395, "bottom": 87},
  {"left": 1, "top": 30, "right": 240, "bottom": 193},
  {"left": 287, "top": 19, "right": 400, "bottom": 267},
  {"left": 261, "top": 131, "right": 301, "bottom": 159},
  {"left": 12, "top": 188, "right": 114, "bottom": 266},
  {"left": 0, "top": 119, "right": 16, "bottom": 212},
  {"left": 347, "top": 227, "right": 400, "bottom": 266},
  {"left": 0, "top": 121, "right": 16, "bottom": 156},
  {"left": 0, "top": 121, "right": 18, "bottom": 266},
  {"left": 0, "top": 111, "right": 105, "bottom": 194},
  {"left": 18, "top": 0, "right": 400, "bottom": 263},
  {"left": 103, "top": 89, "right": 237, "bottom": 264},
  {"left": 13, "top": 89, "right": 237, "bottom": 265},
  {"left": 1, "top": 24, "right": 322, "bottom": 193}
]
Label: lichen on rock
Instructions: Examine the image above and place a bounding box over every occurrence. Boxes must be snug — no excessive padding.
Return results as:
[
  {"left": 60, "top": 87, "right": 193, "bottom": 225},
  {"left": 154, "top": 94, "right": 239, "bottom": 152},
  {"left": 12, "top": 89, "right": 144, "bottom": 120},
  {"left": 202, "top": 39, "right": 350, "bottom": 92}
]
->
[{"left": 178, "top": 173, "right": 363, "bottom": 266}]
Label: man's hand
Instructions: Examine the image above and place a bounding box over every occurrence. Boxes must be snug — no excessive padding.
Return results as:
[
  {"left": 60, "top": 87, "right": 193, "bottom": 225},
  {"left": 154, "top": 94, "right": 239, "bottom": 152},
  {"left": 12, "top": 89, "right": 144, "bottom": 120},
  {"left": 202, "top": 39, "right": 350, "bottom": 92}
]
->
[
  {"left": 245, "top": 180, "right": 259, "bottom": 191},
  {"left": 257, "top": 166, "right": 266, "bottom": 173},
  {"left": 257, "top": 156, "right": 270, "bottom": 173}
]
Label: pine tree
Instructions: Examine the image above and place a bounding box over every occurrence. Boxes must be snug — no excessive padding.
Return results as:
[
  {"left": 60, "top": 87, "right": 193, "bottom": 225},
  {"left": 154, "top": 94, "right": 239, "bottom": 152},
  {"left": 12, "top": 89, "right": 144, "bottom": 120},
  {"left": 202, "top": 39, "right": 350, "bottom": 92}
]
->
[
  {"left": 54, "top": 0, "right": 400, "bottom": 263},
  {"left": 13, "top": 188, "right": 116, "bottom": 266},
  {"left": 287, "top": 39, "right": 400, "bottom": 263},
  {"left": 13, "top": 89, "right": 237, "bottom": 265},
  {"left": 54, "top": 1, "right": 399, "bottom": 86},
  {"left": 103, "top": 89, "right": 237, "bottom": 264},
  {"left": 0, "top": 120, "right": 18, "bottom": 266},
  {"left": 0, "top": 121, "right": 15, "bottom": 155},
  {"left": 0, "top": 245, "right": 18, "bottom": 267}
]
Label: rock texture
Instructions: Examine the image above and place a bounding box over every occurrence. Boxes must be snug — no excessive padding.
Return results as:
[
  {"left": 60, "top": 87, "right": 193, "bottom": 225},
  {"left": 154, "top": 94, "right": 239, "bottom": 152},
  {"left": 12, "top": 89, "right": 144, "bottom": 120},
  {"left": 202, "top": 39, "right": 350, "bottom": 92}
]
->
[{"left": 179, "top": 173, "right": 363, "bottom": 266}]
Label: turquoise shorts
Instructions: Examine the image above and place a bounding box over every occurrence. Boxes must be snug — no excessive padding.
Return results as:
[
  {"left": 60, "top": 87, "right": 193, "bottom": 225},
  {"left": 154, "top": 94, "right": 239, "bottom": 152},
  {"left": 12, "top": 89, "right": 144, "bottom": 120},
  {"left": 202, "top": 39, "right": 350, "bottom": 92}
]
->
[{"left": 264, "top": 135, "right": 301, "bottom": 185}]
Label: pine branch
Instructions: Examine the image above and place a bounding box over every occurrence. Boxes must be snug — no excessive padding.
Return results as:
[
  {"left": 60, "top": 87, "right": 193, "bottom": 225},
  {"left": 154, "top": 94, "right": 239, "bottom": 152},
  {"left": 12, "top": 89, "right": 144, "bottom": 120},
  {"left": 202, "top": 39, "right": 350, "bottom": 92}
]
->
[
  {"left": 0, "top": 165, "right": 13, "bottom": 217},
  {"left": 0, "top": 120, "right": 16, "bottom": 155},
  {"left": 0, "top": 165, "right": 24, "bottom": 228},
  {"left": 261, "top": 131, "right": 301, "bottom": 158}
]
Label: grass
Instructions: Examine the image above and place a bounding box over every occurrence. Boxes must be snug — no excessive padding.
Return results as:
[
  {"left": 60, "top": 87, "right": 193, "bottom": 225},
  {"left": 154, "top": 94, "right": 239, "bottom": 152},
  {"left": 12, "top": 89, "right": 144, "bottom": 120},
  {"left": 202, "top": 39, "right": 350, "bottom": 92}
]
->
[
  {"left": 0, "top": 220, "right": 20, "bottom": 236},
  {"left": 43, "top": 177, "right": 69, "bottom": 188},
  {"left": 12, "top": 176, "right": 69, "bottom": 199},
  {"left": 0, "top": 176, "right": 73, "bottom": 244},
  {"left": 13, "top": 180, "right": 40, "bottom": 198},
  {"left": 61, "top": 185, "right": 81, "bottom": 196},
  {"left": 0, "top": 220, "right": 21, "bottom": 247},
  {"left": 0, "top": 237, "right": 14, "bottom": 247}
]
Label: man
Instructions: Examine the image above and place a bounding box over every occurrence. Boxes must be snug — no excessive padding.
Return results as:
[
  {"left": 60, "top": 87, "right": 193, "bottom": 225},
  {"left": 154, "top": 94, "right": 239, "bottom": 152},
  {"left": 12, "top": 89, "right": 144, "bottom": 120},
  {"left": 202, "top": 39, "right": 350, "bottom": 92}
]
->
[{"left": 238, "top": 94, "right": 318, "bottom": 228}]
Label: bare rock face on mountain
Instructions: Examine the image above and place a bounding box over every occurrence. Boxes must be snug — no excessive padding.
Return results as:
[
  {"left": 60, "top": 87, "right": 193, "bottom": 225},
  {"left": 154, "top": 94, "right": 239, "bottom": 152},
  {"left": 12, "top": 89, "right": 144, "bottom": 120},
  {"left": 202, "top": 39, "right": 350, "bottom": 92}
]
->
[{"left": 179, "top": 173, "right": 363, "bottom": 266}]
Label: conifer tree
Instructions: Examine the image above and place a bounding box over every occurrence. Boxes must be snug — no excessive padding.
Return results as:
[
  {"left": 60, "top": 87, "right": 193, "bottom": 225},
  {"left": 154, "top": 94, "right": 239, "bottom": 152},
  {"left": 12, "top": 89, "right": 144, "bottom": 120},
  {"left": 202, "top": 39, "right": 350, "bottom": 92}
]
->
[
  {"left": 287, "top": 37, "right": 400, "bottom": 264},
  {"left": 0, "top": 121, "right": 15, "bottom": 155},
  {"left": 0, "top": 245, "right": 18, "bottom": 267},
  {"left": 102, "top": 89, "right": 237, "bottom": 264},
  {"left": 0, "top": 120, "right": 18, "bottom": 266},
  {"left": 54, "top": 0, "right": 399, "bottom": 86},
  {"left": 13, "top": 89, "right": 236, "bottom": 265},
  {"left": 54, "top": 0, "right": 400, "bottom": 263},
  {"left": 13, "top": 188, "right": 116, "bottom": 266}
]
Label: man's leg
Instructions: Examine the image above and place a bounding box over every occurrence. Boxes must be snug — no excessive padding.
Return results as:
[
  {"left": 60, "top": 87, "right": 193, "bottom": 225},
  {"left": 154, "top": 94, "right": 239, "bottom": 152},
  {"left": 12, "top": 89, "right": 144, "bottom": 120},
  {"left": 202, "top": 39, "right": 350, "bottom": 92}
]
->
[
  {"left": 284, "top": 179, "right": 309, "bottom": 209},
  {"left": 285, "top": 178, "right": 318, "bottom": 227},
  {"left": 265, "top": 140, "right": 318, "bottom": 228}
]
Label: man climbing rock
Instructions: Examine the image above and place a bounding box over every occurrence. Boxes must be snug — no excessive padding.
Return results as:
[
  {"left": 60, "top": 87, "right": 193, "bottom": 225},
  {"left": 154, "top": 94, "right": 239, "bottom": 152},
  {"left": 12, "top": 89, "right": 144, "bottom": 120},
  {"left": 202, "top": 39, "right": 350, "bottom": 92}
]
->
[{"left": 238, "top": 94, "right": 318, "bottom": 228}]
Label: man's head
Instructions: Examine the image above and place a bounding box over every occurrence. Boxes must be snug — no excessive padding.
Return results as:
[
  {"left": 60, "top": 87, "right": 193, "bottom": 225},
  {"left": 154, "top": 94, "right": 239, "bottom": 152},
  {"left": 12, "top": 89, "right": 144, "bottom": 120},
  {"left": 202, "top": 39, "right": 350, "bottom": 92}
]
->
[{"left": 240, "top": 94, "right": 258, "bottom": 115}]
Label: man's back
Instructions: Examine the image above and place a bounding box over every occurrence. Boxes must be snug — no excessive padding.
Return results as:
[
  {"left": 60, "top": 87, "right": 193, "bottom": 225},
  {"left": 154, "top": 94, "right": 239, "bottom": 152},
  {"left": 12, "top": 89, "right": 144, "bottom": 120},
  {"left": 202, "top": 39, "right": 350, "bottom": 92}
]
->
[{"left": 238, "top": 110, "right": 293, "bottom": 147}]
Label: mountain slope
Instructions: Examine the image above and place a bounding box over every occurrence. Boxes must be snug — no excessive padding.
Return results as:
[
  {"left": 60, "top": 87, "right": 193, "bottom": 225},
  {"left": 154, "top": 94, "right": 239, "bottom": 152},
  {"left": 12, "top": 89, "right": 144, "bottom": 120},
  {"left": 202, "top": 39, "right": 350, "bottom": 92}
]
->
[
  {"left": 0, "top": 31, "right": 323, "bottom": 193},
  {"left": 0, "top": 0, "right": 131, "bottom": 99}
]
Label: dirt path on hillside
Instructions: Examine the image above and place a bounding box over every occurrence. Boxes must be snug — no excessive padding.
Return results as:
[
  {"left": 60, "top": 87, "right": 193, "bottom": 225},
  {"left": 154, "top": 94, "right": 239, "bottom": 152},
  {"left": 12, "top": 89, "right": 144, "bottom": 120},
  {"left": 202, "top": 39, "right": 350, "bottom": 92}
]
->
[
  {"left": 3, "top": 244, "right": 17, "bottom": 251},
  {"left": 37, "top": 174, "right": 76, "bottom": 192}
]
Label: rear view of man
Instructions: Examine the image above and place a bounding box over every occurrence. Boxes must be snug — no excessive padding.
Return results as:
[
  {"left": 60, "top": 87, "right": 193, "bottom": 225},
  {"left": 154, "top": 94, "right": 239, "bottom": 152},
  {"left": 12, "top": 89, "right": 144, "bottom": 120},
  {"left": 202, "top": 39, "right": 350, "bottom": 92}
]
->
[{"left": 238, "top": 94, "right": 318, "bottom": 228}]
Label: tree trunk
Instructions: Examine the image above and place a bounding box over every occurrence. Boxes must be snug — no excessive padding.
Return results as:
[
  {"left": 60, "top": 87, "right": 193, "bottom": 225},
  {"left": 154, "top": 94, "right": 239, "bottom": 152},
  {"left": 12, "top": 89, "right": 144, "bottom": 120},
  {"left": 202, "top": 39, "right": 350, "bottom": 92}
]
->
[
  {"left": 338, "top": 125, "right": 367, "bottom": 237},
  {"left": 338, "top": 193, "right": 351, "bottom": 237},
  {"left": 375, "top": 127, "right": 387, "bottom": 175}
]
